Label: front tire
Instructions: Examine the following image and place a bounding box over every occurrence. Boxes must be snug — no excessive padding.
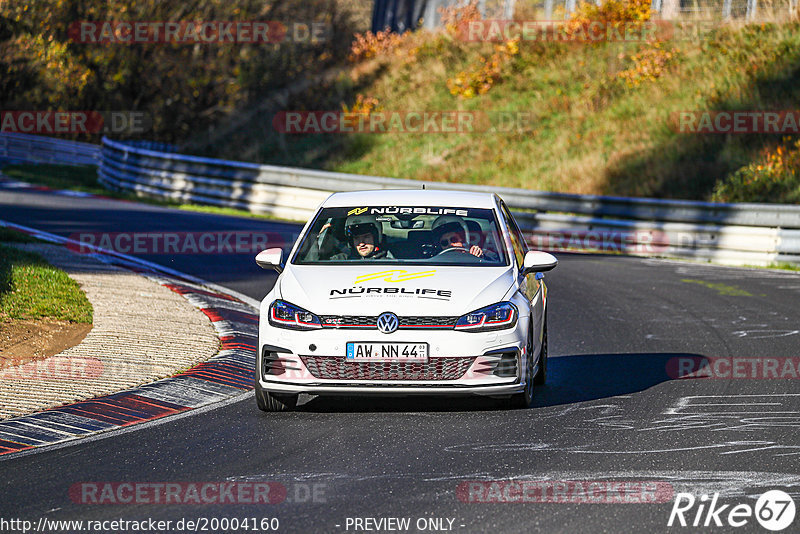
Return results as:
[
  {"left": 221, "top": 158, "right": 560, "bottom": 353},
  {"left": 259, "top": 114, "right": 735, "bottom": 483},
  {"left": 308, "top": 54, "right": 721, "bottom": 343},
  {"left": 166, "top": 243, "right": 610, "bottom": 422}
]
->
[
  {"left": 255, "top": 378, "right": 298, "bottom": 412},
  {"left": 534, "top": 316, "right": 548, "bottom": 386},
  {"left": 509, "top": 328, "right": 535, "bottom": 409}
]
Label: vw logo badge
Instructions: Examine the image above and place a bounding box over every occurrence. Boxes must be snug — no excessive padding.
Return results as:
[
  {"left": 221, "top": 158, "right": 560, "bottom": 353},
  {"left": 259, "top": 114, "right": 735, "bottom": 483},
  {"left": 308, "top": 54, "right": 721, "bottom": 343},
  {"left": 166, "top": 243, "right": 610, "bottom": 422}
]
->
[{"left": 376, "top": 312, "right": 399, "bottom": 334}]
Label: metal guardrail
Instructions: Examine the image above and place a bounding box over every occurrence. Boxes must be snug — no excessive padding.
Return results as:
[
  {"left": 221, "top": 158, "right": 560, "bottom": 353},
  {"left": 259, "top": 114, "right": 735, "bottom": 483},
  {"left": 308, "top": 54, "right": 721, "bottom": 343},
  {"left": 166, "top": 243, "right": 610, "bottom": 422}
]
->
[
  {"left": 96, "top": 136, "right": 800, "bottom": 267},
  {"left": 2, "top": 132, "right": 799, "bottom": 267},
  {"left": 0, "top": 132, "right": 100, "bottom": 166}
]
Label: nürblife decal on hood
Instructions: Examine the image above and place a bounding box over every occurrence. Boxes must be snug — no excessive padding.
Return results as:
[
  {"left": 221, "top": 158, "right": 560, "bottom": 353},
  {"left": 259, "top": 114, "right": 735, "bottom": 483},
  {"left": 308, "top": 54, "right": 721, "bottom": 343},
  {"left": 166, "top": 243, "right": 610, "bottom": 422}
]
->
[
  {"left": 329, "top": 286, "right": 452, "bottom": 300},
  {"left": 282, "top": 264, "right": 513, "bottom": 315},
  {"left": 331, "top": 269, "right": 448, "bottom": 300}
]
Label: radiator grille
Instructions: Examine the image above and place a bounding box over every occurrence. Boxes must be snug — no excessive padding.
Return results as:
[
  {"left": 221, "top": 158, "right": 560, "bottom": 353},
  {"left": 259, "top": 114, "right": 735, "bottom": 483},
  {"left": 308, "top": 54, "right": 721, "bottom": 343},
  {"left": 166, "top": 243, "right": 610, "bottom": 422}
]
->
[
  {"left": 300, "top": 356, "right": 474, "bottom": 381},
  {"left": 319, "top": 315, "right": 458, "bottom": 329}
]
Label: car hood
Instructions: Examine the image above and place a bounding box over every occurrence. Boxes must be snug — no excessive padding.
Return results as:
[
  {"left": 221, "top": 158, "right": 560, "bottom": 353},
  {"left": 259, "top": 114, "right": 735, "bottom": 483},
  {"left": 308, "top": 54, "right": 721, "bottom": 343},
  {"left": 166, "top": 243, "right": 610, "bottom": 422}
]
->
[{"left": 278, "top": 265, "right": 516, "bottom": 316}]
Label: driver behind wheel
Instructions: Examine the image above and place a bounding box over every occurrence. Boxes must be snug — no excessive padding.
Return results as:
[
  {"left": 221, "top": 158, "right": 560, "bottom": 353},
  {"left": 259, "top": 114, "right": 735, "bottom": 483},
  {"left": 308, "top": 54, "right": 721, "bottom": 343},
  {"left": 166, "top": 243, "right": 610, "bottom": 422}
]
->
[
  {"left": 466, "top": 219, "right": 499, "bottom": 262},
  {"left": 331, "top": 215, "right": 393, "bottom": 260},
  {"left": 431, "top": 215, "right": 483, "bottom": 258}
]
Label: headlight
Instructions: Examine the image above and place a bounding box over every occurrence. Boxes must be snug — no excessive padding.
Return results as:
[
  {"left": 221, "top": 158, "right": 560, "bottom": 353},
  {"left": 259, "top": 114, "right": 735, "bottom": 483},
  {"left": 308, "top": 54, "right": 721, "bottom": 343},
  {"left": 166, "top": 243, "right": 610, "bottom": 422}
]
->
[
  {"left": 268, "top": 300, "right": 322, "bottom": 330},
  {"left": 455, "top": 302, "right": 517, "bottom": 332}
]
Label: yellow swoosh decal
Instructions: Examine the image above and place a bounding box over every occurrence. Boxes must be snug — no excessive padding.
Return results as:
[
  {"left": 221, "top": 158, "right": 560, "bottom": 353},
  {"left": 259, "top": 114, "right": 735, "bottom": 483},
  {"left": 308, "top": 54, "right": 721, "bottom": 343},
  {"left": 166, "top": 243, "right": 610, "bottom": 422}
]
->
[{"left": 354, "top": 270, "right": 436, "bottom": 284}]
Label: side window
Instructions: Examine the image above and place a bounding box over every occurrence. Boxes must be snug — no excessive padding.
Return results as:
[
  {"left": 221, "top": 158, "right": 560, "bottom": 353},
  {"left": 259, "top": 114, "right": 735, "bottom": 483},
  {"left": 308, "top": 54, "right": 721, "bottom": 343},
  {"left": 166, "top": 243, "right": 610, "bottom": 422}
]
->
[{"left": 499, "top": 202, "right": 526, "bottom": 268}]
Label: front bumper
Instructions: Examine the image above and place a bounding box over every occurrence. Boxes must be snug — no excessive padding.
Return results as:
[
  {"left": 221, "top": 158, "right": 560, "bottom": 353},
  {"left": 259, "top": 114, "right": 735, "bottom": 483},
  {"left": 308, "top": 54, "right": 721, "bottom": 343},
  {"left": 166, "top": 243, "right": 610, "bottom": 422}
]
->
[
  {"left": 257, "top": 380, "right": 525, "bottom": 397},
  {"left": 256, "top": 319, "right": 530, "bottom": 397}
]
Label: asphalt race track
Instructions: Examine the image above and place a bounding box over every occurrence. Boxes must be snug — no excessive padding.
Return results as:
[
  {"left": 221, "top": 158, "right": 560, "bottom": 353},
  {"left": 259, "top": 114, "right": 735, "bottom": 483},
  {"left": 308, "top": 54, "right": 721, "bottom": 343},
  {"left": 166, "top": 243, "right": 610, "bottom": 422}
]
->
[{"left": 2, "top": 186, "right": 800, "bottom": 533}]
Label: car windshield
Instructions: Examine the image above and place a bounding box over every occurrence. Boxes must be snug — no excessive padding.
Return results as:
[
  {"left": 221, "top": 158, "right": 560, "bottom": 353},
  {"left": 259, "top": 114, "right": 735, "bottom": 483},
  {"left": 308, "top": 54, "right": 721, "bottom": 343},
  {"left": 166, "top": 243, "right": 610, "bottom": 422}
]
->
[{"left": 293, "top": 206, "right": 509, "bottom": 266}]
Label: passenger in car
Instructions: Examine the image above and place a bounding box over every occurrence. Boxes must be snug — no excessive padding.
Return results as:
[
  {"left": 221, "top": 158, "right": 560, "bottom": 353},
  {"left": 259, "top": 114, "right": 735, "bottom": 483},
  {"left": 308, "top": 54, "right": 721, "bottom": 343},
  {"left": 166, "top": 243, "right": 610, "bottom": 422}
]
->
[{"left": 331, "top": 215, "right": 394, "bottom": 260}]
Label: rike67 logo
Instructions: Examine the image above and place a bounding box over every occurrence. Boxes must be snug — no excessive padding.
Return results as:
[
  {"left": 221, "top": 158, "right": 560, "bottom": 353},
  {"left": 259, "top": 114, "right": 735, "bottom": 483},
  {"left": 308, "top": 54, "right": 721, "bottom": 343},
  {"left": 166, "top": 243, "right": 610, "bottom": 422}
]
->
[{"left": 668, "top": 490, "right": 796, "bottom": 531}]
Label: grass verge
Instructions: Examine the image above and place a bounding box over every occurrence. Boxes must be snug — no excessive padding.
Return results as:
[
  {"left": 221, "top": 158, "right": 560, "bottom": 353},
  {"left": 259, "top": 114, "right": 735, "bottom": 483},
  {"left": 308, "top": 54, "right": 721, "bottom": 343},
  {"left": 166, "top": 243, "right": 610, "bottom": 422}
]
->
[
  {"left": 0, "top": 227, "right": 40, "bottom": 244},
  {"left": 751, "top": 262, "right": 800, "bottom": 272},
  {"left": 0, "top": 242, "right": 93, "bottom": 323}
]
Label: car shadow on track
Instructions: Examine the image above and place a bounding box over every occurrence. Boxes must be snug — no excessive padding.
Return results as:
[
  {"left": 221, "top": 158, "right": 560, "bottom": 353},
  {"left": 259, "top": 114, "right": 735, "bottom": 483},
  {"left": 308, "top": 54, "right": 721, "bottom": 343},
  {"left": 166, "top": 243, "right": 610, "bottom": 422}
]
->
[
  {"left": 292, "top": 352, "right": 705, "bottom": 413},
  {"left": 532, "top": 352, "right": 703, "bottom": 408}
]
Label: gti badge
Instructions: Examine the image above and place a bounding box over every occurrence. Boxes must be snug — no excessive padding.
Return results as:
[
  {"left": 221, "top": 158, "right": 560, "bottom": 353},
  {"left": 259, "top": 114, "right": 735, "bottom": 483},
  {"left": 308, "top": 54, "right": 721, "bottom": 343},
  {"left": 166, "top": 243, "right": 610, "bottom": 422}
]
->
[{"left": 376, "top": 312, "right": 399, "bottom": 334}]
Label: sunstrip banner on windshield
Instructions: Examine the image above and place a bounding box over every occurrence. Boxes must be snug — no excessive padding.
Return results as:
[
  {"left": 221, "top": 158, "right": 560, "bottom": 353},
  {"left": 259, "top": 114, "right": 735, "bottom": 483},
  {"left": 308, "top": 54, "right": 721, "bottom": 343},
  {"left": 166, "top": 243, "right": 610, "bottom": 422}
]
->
[
  {"left": 369, "top": 207, "right": 469, "bottom": 216},
  {"left": 343, "top": 207, "right": 471, "bottom": 217}
]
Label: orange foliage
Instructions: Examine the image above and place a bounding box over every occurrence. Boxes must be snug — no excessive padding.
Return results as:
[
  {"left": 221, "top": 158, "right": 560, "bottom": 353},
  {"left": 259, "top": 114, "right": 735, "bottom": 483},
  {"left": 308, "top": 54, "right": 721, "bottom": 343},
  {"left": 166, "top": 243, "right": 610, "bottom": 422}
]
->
[
  {"left": 566, "top": 0, "right": 652, "bottom": 40},
  {"left": 447, "top": 40, "right": 519, "bottom": 99},
  {"left": 617, "top": 43, "right": 679, "bottom": 87},
  {"left": 349, "top": 29, "right": 406, "bottom": 62},
  {"left": 439, "top": 1, "right": 482, "bottom": 38}
]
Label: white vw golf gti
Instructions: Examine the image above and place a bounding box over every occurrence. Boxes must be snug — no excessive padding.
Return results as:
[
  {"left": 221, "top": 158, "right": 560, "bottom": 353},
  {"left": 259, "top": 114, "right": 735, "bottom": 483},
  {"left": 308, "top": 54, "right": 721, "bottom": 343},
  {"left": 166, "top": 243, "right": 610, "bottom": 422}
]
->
[{"left": 255, "top": 190, "right": 557, "bottom": 410}]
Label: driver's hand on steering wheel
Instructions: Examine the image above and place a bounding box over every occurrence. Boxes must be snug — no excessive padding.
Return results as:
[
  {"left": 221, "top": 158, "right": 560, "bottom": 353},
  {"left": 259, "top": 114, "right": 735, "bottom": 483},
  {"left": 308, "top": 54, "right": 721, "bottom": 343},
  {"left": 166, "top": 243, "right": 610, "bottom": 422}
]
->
[{"left": 469, "top": 245, "right": 483, "bottom": 257}]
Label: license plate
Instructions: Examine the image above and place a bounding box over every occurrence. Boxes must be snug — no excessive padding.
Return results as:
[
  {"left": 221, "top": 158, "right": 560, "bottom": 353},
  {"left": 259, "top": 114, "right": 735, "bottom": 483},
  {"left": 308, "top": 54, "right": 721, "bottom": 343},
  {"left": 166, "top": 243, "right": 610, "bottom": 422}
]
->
[{"left": 346, "top": 342, "right": 428, "bottom": 362}]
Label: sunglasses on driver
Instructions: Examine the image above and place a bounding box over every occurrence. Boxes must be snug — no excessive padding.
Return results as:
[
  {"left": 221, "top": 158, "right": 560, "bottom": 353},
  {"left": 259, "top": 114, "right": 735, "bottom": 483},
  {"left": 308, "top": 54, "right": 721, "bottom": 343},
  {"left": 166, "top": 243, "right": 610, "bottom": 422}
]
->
[{"left": 439, "top": 233, "right": 465, "bottom": 247}]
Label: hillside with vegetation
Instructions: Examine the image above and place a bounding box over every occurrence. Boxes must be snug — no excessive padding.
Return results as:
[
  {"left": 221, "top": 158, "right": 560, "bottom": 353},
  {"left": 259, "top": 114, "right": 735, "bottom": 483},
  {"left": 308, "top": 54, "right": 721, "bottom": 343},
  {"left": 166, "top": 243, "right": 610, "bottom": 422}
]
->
[
  {"left": 1, "top": 0, "right": 370, "bottom": 142},
  {"left": 198, "top": 1, "right": 800, "bottom": 203}
]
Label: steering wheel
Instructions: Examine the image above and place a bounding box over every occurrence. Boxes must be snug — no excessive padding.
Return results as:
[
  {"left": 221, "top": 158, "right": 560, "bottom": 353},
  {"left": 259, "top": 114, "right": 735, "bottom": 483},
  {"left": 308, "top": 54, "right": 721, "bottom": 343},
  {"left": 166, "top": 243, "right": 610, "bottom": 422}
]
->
[
  {"left": 434, "top": 247, "right": 484, "bottom": 262},
  {"left": 435, "top": 247, "right": 470, "bottom": 256},
  {"left": 419, "top": 243, "right": 437, "bottom": 258}
]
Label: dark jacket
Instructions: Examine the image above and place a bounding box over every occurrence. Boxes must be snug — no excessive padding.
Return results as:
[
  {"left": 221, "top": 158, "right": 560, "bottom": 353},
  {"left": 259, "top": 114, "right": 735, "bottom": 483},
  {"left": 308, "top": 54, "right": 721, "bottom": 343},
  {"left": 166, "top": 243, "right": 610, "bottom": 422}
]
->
[{"left": 331, "top": 246, "right": 394, "bottom": 260}]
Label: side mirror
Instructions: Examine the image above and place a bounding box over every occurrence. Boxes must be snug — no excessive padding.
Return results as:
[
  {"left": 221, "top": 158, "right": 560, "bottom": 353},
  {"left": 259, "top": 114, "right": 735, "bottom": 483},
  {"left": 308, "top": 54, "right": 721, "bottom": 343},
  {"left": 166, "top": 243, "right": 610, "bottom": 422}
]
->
[
  {"left": 255, "top": 248, "right": 284, "bottom": 272},
  {"left": 521, "top": 250, "right": 557, "bottom": 275}
]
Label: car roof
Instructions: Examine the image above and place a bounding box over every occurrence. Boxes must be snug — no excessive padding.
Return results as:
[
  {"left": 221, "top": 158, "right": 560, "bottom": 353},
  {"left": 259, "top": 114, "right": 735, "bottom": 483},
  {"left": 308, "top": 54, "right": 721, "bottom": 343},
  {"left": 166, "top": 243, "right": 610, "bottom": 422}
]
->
[{"left": 321, "top": 189, "right": 499, "bottom": 209}]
